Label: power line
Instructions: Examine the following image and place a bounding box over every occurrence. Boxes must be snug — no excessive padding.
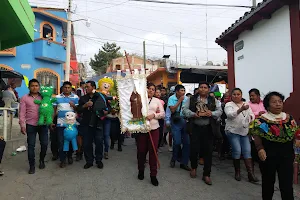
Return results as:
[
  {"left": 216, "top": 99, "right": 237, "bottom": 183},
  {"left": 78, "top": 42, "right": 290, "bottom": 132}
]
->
[
  {"left": 74, "top": 13, "right": 213, "bottom": 42},
  {"left": 29, "top": 1, "right": 65, "bottom": 8},
  {"left": 76, "top": 1, "right": 241, "bottom": 17},
  {"left": 76, "top": 35, "right": 215, "bottom": 61},
  {"left": 129, "top": 0, "right": 252, "bottom": 8},
  {"left": 74, "top": 6, "right": 235, "bottom": 42},
  {"left": 75, "top": 34, "right": 223, "bottom": 50},
  {"left": 73, "top": 3, "right": 239, "bottom": 37},
  {"left": 75, "top": 0, "right": 129, "bottom": 13}
]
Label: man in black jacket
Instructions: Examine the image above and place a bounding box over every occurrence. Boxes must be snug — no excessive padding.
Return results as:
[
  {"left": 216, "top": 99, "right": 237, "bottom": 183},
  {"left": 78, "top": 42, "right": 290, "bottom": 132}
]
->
[{"left": 77, "top": 81, "right": 108, "bottom": 169}]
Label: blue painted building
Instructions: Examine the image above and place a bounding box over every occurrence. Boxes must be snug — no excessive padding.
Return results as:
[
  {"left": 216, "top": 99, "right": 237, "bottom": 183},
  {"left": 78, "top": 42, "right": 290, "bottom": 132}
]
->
[{"left": 0, "top": 7, "right": 68, "bottom": 97}]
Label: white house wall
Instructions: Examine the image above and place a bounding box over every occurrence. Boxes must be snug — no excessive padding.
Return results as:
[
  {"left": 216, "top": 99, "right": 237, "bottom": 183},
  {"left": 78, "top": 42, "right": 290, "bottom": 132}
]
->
[{"left": 233, "top": 5, "right": 293, "bottom": 100}]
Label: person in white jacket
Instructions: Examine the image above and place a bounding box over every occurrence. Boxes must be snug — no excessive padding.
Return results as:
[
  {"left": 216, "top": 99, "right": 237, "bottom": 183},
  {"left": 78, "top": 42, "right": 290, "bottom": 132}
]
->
[{"left": 224, "top": 88, "right": 258, "bottom": 183}]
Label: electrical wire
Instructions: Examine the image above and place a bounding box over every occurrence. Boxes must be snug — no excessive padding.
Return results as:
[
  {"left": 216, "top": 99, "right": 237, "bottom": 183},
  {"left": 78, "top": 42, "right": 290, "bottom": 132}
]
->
[
  {"left": 75, "top": 34, "right": 222, "bottom": 50},
  {"left": 29, "top": 1, "right": 65, "bottom": 8},
  {"left": 74, "top": 11, "right": 233, "bottom": 43},
  {"left": 74, "top": 13, "right": 212, "bottom": 42},
  {"left": 75, "top": 0, "right": 129, "bottom": 13},
  {"left": 76, "top": 35, "right": 211, "bottom": 61},
  {"left": 129, "top": 0, "right": 252, "bottom": 8}
]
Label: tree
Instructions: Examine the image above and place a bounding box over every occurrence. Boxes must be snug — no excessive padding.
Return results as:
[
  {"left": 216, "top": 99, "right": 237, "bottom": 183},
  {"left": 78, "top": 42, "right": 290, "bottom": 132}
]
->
[{"left": 89, "top": 42, "right": 122, "bottom": 74}]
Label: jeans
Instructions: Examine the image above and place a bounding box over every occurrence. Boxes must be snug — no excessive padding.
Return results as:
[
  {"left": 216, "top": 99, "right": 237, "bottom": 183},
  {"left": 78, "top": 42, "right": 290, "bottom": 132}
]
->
[
  {"left": 57, "top": 127, "right": 73, "bottom": 162},
  {"left": 190, "top": 124, "right": 213, "bottom": 176},
  {"left": 50, "top": 127, "right": 59, "bottom": 157},
  {"left": 110, "top": 118, "right": 123, "bottom": 148},
  {"left": 77, "top": 125, "right": 84, "bottom": 155},
  {"left": 226, "top": 131, "right": 251, "bottom": 159},
  {"left": 82, "top": 126, "right": 104, "bottom": 164},
  {"left": 103, "top": 118, "right": 111, "bottom": 153},
  {"left": 158, "top": 119, "right": 164, "bottom": 148},
  {"left": 137, "top": 129, "right": 159, "bottom": 176},
  {"left": 171, "top": 118, "right": 190, "bottom": 165},
  {"left": 26, "top": 124, "right": 48, "bottom": 166}
]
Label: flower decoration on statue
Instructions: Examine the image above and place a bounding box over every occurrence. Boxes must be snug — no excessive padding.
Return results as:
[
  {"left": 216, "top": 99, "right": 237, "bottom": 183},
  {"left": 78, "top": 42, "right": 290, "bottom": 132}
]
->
[{"left": 109, "top": 79, "right": 120, "bottom": 114}]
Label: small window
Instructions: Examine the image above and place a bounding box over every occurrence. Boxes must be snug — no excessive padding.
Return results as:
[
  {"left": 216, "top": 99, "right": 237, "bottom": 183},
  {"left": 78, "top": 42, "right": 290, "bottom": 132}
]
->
[
  {"left": 36, "top": 71, "right": 58, "bottom": 94},
  {"left": 43, "top": 24, "right": 53, "bottom": 39},
  {"left": 116, "top": 65, "right": 121, "bottom": 70}
]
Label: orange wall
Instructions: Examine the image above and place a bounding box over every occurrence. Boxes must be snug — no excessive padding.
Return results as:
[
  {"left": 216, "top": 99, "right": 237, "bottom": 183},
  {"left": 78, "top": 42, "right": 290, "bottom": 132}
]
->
[{"left": 148, "top": 71, "right": 179, "bottom": 87}]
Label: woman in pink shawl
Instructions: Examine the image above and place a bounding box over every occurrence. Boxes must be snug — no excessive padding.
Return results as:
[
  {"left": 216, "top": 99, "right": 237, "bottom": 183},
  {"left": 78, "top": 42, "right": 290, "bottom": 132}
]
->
[
  {"left": 248, "top": 88, "right": 266, "bottom": 172},
  {"left": 248, "top": 88, "right": 266, "bottom": 118}
]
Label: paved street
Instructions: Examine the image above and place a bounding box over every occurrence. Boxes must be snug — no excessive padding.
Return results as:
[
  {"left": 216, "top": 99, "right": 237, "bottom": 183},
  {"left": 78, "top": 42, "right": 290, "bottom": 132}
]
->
[{"left": 1, "top": 138, "right": 300, "bottom": 200}]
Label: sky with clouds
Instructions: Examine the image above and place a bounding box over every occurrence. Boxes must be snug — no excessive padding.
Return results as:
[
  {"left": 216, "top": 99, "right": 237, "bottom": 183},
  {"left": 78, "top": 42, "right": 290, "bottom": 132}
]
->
[{"left": 29, "top": 0, "right": 262, "bottom": 71}]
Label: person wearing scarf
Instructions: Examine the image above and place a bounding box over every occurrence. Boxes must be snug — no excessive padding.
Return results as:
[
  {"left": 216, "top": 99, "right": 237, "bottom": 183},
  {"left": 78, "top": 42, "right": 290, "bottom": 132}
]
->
[{"left": 250, "top": 91, "right": 298, "bottom": 200}]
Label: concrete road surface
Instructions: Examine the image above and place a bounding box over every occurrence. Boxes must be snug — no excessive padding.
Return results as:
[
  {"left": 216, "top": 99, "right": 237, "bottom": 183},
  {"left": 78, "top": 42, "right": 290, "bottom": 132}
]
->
[{"left": 0, "top": 138, "right": 300, "bottom": 200}]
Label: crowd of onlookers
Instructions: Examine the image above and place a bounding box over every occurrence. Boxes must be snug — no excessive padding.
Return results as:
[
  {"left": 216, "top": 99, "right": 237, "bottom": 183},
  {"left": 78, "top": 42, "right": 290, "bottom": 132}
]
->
[
  {"left": 0, "top": 77, "right": 297, "bottom": 199},
  {"left": 151, "top": 83, "right": 296, "bottom": 199}
]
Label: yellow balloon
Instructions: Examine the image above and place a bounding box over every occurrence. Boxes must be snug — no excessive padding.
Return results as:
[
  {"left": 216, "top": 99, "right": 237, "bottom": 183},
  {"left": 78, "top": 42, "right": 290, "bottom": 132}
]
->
[{"left": 23, "top": 76, "right": 29, "bottom": 87}]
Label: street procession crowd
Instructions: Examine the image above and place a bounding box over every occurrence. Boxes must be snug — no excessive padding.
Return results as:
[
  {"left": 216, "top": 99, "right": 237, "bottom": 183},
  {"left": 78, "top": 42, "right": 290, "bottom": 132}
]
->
[{"left": 11, "top": 76, "right": 300, "bottom": 200}]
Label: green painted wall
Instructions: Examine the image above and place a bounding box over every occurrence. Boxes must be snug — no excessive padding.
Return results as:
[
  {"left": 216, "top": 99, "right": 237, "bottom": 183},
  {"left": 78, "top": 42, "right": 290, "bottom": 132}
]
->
[{"left": 0, "top": 0, "right": 35, "bottom": 50}]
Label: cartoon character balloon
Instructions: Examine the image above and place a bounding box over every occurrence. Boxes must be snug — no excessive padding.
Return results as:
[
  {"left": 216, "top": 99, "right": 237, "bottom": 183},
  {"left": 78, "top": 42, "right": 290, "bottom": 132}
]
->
[
  {"left": 34, "top": 86, "right": 56, "bottom": 125},
  {"left": 98, "top": 76, "right": 114, "bottom": 95},
  {"left": 63, "top": 111, "right": 78, "bottom": 152}
]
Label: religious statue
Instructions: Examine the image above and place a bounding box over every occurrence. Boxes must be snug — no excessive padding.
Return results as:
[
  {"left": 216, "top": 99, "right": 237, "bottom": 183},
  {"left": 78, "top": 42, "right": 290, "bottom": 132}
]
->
[{"left": 130, "top": 87, "right": 143, "bottom": 120}]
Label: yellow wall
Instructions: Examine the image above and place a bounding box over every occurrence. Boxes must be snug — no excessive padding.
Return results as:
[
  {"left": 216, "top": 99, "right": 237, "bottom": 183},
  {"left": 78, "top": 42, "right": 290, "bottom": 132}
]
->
[{"left": 148, "top": 70, "right": 181, "bottom": 87}]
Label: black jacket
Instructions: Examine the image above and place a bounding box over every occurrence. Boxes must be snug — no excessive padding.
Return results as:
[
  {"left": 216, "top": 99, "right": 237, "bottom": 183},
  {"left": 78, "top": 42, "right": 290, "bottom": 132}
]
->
[{"left": 77, "top": 92, "right": 107, "bottom": 129}]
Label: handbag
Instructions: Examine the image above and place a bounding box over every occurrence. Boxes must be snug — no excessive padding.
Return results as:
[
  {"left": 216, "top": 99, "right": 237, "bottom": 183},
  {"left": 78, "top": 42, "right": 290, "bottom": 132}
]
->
[
  {"left": 171, "top": 102, "right": 183, "bottom": 124},
  {"left": 210, "top": 118, "right": 222, "bottom": 140}
]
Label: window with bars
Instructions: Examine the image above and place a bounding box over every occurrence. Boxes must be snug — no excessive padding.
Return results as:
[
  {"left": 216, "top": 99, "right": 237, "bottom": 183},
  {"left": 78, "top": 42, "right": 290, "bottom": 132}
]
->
[{"left": 36, "top": 71, "right": 58, "bottom": 94}]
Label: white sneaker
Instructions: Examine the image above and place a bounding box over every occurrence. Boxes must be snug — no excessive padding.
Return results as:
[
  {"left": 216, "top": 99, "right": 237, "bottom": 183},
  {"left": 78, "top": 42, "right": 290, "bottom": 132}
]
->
[
  {"left": 16, "top": 146, "right": 27, "bottom": 152},
  {"left": 168, "top": 146, "right": 173, "bottom": 152}
]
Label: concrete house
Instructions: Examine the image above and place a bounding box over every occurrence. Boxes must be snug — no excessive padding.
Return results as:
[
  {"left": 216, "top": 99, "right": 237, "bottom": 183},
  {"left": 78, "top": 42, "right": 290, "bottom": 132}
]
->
[{"left": 216, "top": 0, "right": 300, "bottom": 121}]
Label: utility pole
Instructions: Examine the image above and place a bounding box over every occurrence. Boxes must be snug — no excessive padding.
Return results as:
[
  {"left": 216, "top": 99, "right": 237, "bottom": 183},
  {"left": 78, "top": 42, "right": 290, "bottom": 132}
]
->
[
  {"left": 180, "top": 32, "right": 182, "bottom": 65},
  {"left": 205, "top": 0, "right": 208, "bottom": 62},
  {"left": 65, "top": 0, "right": 72, "bottom": 81},
  {"left": 252, "top": 0, "right": 256, "bottom": 7},
  {"left": 175, "top": 44, "right": 178, "bottom": 67},
  {"left": 143, "top": 41, "right": 146, "bottom": 69}
]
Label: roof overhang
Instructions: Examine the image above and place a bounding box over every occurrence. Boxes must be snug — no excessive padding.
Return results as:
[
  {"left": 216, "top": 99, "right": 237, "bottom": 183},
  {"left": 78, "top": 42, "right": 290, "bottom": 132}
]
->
[
  {"left": 0, "top": 0, "right": 35, "bottom": 50},
  {"left": 32, "top": 7, "right": 67, "bottom": 23},
  {"left": 215, "top": 0, "right": 288, "bottom": 49},
  {"left": 146, "top": 68, "right": 166, "bottom": 80}
]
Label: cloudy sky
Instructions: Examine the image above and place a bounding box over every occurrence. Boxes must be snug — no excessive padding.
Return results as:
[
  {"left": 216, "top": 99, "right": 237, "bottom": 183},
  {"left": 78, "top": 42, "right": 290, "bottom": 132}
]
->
[{"left": 29, "top": 0, "right": 262, "bottom": 70}]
